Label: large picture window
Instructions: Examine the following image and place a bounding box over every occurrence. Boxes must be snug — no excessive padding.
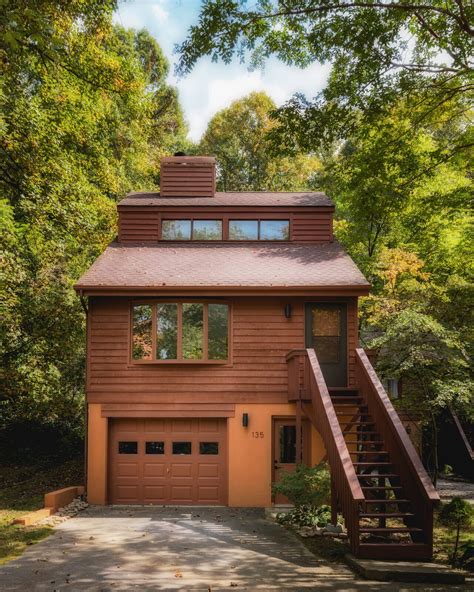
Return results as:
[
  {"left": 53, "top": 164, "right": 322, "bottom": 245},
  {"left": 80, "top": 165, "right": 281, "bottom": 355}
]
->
[{"left": 132, "top": 302, "right": 230, "bottom": 363}]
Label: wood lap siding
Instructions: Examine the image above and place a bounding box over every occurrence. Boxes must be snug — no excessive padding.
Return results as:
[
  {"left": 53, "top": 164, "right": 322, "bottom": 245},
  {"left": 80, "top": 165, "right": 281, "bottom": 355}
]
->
[
  {"left": 292, "top": 212, "right": 333, "bottom": 243},
  {"left": 347, "top": 298, "right": 358, "bottom": 387},
  {"left": 87, "top": 296, "right": 358, "bottom": 403},
  {"left": 117, "top": 208, "right": 334, "bottom": 243},
  {"left": 118, "top": 209, "right": 159, "bottom": 242}
]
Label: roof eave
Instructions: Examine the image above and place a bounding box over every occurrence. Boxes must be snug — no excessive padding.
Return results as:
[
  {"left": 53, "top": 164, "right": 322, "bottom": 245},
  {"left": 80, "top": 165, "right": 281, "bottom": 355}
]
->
[{"left": 75, "top": 284, "right": 371, "bottom": 297}]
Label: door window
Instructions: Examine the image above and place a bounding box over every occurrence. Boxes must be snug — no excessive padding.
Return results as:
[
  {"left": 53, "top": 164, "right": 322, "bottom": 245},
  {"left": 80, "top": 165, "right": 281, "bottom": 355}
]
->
[
  {"left": 279, "top": 425, "right": 296, "bottom": 463},
  {"left": 311, "top": 305, "right": 341, "bottom": 363}
]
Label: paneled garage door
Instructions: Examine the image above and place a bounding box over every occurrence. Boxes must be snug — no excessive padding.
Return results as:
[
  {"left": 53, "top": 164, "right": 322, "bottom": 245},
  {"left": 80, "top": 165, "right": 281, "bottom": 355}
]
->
[{"left": 109, "top": 418, "right": 227, "bottom": 505}]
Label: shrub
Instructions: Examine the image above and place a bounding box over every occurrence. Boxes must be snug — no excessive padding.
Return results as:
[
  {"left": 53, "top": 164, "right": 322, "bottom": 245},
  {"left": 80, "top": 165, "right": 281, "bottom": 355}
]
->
[
  {"left": 272, "top": 463, "right": 330, "bottom": 508},
  {"left": 439, "top": 497, "right": 474, "bottom": 566},
  {"left": 277, "top": 504, "right": 333, "bottom": 528}
]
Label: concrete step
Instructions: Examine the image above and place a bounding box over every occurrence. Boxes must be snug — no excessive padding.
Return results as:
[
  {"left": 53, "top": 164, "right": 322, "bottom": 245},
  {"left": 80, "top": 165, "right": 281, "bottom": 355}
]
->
[{"left": 346, "top": 554, "right": 467, "bottom": 584}]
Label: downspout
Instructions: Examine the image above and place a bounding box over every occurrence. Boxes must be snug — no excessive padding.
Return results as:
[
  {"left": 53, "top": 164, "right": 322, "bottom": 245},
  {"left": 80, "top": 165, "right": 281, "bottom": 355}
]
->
[{"left": 79, "top": 290, "right": 89, "bottom": 500}]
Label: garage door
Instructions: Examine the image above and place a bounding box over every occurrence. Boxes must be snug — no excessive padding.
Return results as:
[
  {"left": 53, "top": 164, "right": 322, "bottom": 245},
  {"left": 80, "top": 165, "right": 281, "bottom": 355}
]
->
[{"left": 109, "top": 418, "right": 227, "bottom": 505}]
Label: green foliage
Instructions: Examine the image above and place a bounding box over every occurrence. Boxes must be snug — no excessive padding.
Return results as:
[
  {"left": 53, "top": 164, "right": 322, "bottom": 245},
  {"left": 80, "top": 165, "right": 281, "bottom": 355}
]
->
[
  {"left": 272, "top": 463, "right": 330, "bottom": 508},
  {"left": 440, "top": 498, "right": 474, "bottom": 531},
  {"left": 199, "top": 91, "right": 321, "bottom": 191},
  {"left": 277, "top": 504, "right": 332, "bottom": 528},
  {"left": 178, "top": 1, "right": 473, "bottom": 152},
  {"left": 439, "top": 498, "right": 474, "bottom": 565},
  {"left": 0, "top": 3, "right": 187, "bottom": 438}
]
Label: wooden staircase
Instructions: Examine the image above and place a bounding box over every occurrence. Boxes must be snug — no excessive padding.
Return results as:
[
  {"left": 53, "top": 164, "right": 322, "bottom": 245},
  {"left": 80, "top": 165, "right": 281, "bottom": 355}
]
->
[{"left": 287, "top": 348, "right": 440, "bottom": 560}]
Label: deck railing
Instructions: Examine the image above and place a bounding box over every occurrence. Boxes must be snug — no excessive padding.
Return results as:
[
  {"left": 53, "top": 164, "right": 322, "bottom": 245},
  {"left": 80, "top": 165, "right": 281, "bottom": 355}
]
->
[
  {"left": 287, "top": 348, "right": 365, "bottom": 555},
  {"left": 355, "top": 348, "right": 439, "bottom": 548}
]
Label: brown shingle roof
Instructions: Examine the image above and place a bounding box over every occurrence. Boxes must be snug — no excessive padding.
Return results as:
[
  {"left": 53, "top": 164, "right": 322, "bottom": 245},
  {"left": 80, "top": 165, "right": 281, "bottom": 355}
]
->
[
  {"left": 75, "top": 242, "right": 370, "bottom": 294},
  {"left": 120, "top": 191, "right": 333, "bottom": 208}
]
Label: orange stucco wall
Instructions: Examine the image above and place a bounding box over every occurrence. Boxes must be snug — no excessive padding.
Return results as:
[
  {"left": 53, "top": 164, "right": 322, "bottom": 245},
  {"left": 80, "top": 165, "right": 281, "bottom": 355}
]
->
[
  {"left": 87, "top": 403, "right": 108, "bottom": 505},
  {"left": 86, "top": 402, "right": 327, "bottom": 507},
  {"left": 228, "top": 403, "right": 326, "bottom": 507}
]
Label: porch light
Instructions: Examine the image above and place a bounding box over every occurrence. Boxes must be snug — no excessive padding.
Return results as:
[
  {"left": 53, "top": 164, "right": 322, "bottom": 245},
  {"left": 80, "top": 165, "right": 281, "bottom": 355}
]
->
[
  {"left": 284, "top": 304, "right": 292, "bottom": 319},
  {"left": 242, "top": 413, "right": 249, "bottom": 427}
]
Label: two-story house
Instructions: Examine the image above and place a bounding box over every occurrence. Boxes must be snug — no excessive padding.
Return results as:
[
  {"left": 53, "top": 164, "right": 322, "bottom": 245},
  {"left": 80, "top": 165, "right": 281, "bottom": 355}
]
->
[{"left": 75, "top": 155, "right": 439, "bottom": 560}]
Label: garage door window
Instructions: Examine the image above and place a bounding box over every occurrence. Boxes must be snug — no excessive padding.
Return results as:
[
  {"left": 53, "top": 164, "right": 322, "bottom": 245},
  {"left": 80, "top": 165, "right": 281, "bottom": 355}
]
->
[
  {"left": 146, "top": 441, "right": 164, "bottom": 454},
  {"left": 119, "top": 441, "right": 138, "bottom": 454},
  {"left": 173, "top": 442, "right": 192, "bottom": 455},
  {"left": 132, "top": 302, "right": 230, "bottom": 363},
  {"left": 200, "top": 442, "right": 219, "bottom": 455}
]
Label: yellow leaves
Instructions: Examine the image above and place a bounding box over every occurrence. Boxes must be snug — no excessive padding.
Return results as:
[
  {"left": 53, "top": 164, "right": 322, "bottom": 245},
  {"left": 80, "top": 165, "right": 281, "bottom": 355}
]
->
[{"left": 376, "top": 247, "right": 429, "bottom": 293}]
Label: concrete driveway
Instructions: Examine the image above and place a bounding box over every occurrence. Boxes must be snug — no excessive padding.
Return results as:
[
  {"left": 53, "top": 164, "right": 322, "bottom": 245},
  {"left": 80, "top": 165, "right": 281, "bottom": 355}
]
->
[{"left": 0, "top": 506, "right": 469, "bottom": 590}]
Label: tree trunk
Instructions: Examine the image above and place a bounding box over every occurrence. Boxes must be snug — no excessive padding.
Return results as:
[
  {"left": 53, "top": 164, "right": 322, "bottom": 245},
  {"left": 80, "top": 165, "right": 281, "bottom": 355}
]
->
[
  {"left": 453, "top": 522, "right": 461, "bottom": 566},
  {"left": 431, "top": 411, "right": 439, "bottom": 486}
]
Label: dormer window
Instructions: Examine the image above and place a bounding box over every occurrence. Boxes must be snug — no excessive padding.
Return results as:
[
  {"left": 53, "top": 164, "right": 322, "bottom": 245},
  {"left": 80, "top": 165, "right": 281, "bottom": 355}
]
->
[
  {"left": 161, "top": 219, "right": 290, "bottom": 241},
  {"left": 229, "top": 220, "right": 290, "bottom": 241},
  {"left": 161, "top": 219, "right": 222, "bottom": 240}
]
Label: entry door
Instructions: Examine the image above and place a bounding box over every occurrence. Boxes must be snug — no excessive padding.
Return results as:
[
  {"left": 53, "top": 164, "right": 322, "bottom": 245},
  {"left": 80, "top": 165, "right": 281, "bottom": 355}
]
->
[
  {"left": 305, "top": 303, "right": 347, "bottom": 387},
  {"left": 273, "top": 419, "right": 309, "bottom": 504}
]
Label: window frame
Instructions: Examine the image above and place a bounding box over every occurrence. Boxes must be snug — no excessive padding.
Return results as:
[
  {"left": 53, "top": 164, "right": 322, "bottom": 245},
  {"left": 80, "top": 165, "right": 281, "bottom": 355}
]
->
[
  {"left": 160, "top": 218, "right": 223, "bottom": 241},
  {"left": 228, "top": 218, "right": 291, "bottom": 241},
  {"left": 130, "top": 299, "right": 232, "bottom": 365},
  {"left": 159, "top": 215, "right": 292, "bottom": 242}
]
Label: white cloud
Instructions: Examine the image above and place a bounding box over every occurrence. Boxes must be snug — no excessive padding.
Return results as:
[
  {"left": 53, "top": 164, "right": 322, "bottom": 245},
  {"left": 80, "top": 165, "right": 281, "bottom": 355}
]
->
[
  {"left": 151, "top": 1, "right": 169, "bottom": 24},
  {"left": 115, "top": 1, "right": 332, "bottom": 142},
  {"left": 177, "top": 58, "right": 331, "bottom": 141}
]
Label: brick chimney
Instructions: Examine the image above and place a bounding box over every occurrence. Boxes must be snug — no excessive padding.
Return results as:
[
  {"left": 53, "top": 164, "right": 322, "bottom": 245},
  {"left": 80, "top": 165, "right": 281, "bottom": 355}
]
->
[{"left": 160, "top": 155, "right": 216, "bottom": 197}]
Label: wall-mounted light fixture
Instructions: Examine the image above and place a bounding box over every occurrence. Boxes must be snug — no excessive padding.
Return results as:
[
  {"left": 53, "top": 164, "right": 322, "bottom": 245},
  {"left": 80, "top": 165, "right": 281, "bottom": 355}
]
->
[
  {"left": 284, "top": 304, "right": 292, "bottom": 319},
  {"left": 242, "top": 413, "right": 249, "bottom": 427}
]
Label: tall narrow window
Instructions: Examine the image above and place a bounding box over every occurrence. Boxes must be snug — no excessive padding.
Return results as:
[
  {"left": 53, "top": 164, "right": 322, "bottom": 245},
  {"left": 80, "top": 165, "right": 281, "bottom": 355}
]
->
[
  {"left": 132, "top": 304, "right": 152, "bottom": 360},
  {"left": 208, "top": 303, "right": 228, "bottom": 360},
  {"left": 312, "top": 306, "right": 341, "bottom": 363},
  {"left": 182, "top": 303, "right": 204, "bottom": 359},
  {"left": 156, "top": 303, "right": 178, "bottom": 360}
]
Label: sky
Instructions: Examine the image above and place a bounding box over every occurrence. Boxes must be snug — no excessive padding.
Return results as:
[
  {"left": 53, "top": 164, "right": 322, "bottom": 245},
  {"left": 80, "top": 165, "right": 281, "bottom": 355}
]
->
[{"left": 114, "top": 0, "right": 331, "bottom": 142}]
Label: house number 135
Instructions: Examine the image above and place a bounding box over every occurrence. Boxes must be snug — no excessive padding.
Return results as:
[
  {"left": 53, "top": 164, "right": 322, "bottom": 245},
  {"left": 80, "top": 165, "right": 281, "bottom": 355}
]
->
[{"left": 252, "top": 431, "right": 264, "bottom": 438}]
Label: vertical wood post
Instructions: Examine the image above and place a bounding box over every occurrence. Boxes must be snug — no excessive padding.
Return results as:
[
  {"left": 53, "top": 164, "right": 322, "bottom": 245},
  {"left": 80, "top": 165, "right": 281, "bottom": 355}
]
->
[
  {"left": 331, "top": 474, "right": 338, "bottom": 525},
  {"left": 296, "top": 399, "right": 302, "bottom": 465}
]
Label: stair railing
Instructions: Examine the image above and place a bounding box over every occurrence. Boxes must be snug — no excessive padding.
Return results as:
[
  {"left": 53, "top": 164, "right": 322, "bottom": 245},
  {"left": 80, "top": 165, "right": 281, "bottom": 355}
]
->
[
  {"left": 355, "top": 348, "right": 439, "bottom": 548},
  {"left": 305, "top": 348, "right": 365, "bottom": 556}
]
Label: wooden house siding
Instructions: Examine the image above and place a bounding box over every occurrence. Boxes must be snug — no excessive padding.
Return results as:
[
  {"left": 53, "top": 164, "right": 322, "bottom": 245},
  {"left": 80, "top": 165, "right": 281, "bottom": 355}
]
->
[
  {"left": 87, "top": 296, "right": 358, "bottom": 404},
  {"left": 118, "top": 207, "right": 334, "bottom": 243},
  {"left": 292, "top": 211, "right": 333, "bottom": 242}
]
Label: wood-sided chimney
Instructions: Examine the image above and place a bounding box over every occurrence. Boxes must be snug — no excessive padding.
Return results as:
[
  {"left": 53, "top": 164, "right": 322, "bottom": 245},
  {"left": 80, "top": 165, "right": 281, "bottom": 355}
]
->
[{"left": 160, "top": 154, "right": 216, "bottom": 197}]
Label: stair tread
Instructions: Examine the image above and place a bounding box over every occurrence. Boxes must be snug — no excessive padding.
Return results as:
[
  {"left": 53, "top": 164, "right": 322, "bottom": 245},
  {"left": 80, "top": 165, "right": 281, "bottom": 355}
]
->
[
  {"left": 359, "top": 512, "right": 415, "bottom": 518},
  {"left": 353, "top": 462, "right": 392, "bottom": 466},
  {"left": 333, "top": 403, "right": 368, "bottom": 407},
  {"left": 360, "top": 527, "right": 423, "bottom": 533},
  {"left": 340, "top": 421, "right": 375, "bottom": 425},
  {"left": 358, "top": 473, "right": 400, "bottom": 478},
  {"left": 349, "top": 450, "right": 388, "bottom": 455},
  {"left": 362, "top": 486, "right": 403, "bottom": 490},
  {"left": 364, "top": 499, "right": 410, "bottom": 503}
]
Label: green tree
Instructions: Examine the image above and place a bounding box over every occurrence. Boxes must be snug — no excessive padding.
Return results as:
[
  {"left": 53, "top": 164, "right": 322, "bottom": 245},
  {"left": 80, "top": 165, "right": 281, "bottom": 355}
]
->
[
  {"left": 178, "top": 1, "right": 473, "bottom": 154},
  {"left": 1, "top": 4, "right": 187, "bottom": 440},
  {"left": 199, "top": 91, "right": 321, "bottom": 191},
  {"left": 440, "top": 498, "right": 474, "bottom": 566}
]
